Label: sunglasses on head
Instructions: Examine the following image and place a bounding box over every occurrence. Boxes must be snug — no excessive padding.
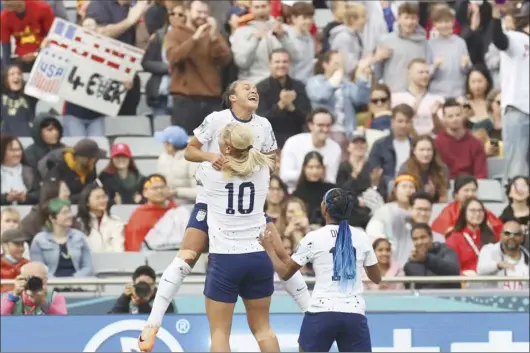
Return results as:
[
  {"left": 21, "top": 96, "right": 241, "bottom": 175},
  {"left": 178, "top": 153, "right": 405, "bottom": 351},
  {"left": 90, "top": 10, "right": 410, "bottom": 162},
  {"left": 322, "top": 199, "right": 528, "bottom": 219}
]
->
[
  {"left": 502, "top": 230, "right": 522, "bottom": 237},
  {"left": 371, "top": 97, "right": 388, "bottom": 104}
]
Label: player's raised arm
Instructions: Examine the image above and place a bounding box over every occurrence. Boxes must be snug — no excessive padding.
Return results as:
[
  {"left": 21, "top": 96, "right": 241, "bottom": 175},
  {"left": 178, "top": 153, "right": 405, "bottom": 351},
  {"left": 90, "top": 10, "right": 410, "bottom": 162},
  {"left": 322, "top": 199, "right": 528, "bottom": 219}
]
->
[
  {"left": 184, "top": 136, "right": 222, "bottom": 168},
  {"left": 260, "top": 230, "right": 302, "bottom": 281}
]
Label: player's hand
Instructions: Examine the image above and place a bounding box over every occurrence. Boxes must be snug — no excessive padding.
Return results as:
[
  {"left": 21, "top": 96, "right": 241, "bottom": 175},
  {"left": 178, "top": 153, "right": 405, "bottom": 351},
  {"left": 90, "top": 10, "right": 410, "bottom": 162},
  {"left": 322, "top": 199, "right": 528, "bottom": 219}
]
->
[
  {"left": 258, "top": 229, "right": 274, "bottom": 251},
  {"left": 210, "top": 153, "right": 225, "bottom": 170}
]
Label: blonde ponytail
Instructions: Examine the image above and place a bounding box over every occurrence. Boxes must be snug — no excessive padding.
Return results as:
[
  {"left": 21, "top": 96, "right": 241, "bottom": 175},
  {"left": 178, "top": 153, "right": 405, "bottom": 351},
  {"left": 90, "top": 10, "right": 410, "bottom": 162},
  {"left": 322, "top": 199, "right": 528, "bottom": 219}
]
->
[{"left": 220, "top": 123, "right": 275, "bottom": 178}]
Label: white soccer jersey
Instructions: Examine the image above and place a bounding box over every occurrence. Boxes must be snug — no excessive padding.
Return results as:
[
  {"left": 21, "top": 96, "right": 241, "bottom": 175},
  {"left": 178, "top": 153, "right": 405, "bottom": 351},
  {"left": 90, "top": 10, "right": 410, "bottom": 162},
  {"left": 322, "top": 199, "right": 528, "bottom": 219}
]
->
[
  {"left": 195, "top": 163, "right": 270, "bottom": 254},
  {"left": 291, "top": 225, "right": 378, "bottom": 314},
  {"left": 500, "top": 31, "right": 529, "bottom": 114},
  {"left": 193, "top": 109, "right": 277, "bottom": 204}
]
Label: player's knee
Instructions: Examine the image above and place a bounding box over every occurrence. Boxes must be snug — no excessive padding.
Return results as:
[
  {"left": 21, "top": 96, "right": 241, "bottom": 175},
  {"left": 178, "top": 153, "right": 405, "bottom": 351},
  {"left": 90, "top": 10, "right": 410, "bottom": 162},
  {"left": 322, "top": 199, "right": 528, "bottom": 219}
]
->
[{"left": 252, "top": 326, "right": 276, "bottom": 342}]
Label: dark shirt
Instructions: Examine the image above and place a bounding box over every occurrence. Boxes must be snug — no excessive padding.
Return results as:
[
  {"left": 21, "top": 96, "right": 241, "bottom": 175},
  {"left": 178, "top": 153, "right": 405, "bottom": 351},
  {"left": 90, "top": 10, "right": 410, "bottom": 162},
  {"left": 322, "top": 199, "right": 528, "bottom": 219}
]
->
[
  {"left": 54, "top": 243, "right": 75, "bottom": 277},
  {"left": 1, "top": 92, "right": 36, "bottom": 136}
]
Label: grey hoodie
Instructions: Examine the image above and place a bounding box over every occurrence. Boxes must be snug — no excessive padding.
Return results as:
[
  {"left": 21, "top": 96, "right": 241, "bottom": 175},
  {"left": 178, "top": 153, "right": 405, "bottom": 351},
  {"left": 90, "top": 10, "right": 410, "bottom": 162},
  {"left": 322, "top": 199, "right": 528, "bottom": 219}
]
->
[
  {"left": 374, "top": 24, "right": 432, "bottom": 92},
  {"left": 230, "top": 20, "right": 299, "bottom": 84},
  {"left": 329, "top": 24, "right": 364, "bottom": 76}
]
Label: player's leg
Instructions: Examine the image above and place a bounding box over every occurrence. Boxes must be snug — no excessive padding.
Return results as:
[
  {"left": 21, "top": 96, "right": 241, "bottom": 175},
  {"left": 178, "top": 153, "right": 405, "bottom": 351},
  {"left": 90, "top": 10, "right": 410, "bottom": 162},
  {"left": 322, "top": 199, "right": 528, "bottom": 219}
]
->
[
  {"left": 204, "top": 253, "right": 241, "bottom": 352},
  {"left": 139, "top": 204, "right": 209, "bottom": 351},
  {"left": 267, "top": 222, "right": 311, "bottom": 312},
  {"left": 298, "top": 312, "right": 337, "bottom": 352},
  {"left": 336, "top": 313, "right": 372, "bottom": 352},
  {"left": 240, "top": 251, "right": 280, "bottom": 352}
]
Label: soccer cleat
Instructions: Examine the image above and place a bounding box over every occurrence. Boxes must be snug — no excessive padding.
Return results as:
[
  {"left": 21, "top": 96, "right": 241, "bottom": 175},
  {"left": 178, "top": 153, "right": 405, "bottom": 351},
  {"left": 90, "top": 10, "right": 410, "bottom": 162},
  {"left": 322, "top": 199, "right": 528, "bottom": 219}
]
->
[{"left": 138, "top": 325, "right": 159, "bottom": 352}]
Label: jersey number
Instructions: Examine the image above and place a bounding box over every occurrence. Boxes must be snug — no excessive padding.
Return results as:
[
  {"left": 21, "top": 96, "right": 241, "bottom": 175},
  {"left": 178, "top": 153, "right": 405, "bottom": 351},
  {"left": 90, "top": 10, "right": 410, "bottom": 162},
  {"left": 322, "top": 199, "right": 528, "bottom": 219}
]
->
[
  {"left": 225, "top": 182, "right": 255, "bottom": 215},
  {"left": 329, "top": 247, "right": 357, "bottom": 282}
]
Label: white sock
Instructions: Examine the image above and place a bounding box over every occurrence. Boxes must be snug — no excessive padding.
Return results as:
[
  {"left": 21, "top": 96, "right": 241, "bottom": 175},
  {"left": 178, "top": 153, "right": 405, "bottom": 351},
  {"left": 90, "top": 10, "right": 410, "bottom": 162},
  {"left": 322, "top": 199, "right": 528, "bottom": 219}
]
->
[
  {"left": 280, "top": 271, "right": 311, "bottom": 312},
  {"left": 147, "top": 257, "right": 191, "bottom": 326}
]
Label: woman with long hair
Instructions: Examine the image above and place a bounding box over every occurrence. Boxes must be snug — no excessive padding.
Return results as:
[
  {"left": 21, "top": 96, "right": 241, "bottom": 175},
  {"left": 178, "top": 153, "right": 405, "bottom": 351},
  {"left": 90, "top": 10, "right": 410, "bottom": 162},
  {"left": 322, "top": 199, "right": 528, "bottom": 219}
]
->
[
  {"left": 19, "top": 178, "right": 71, "bottom": 242},
  {"left": 283, "top": 197, "right": 310, "bottom": 248},
  {"left": 260, "top": 188, "right": 381, "bottom": 352},
  {"left": 0, "top": 134, "right": 38, "bottom": 205},
  {"left": 264, "top": 175, "right": 288, "bottom": 235},
  {"left": 99, "top": 143, "right": 144, "bottom": 206},
  {"left": 465, "top": 65, "right": 493, "bottom": 126},
  {"left": 0, "top": 64, "right": 36, "bottom": 136},
  {"left": 446, "top": 197, "right": 498, "bottom": 275},
  {"left": 76, "top": 183, "right": 125, "bottom": 253},
  {"left": 432, "top": 174, "right": 503, "bottom": 237},
  {"left": 292, "top": 151, "right": 336, "bottom": 225},
  {"left": 500, "top": 176, "right": 530, "bottom": 250},
  {"left": 399, "top": 135, "right": 449, "bottom": 202},
  {"left": 363, "top": 238, "right": 404, "bottom": 291},
  {"left": 30, "top": 198, "right": 93, "bottom": 277}
]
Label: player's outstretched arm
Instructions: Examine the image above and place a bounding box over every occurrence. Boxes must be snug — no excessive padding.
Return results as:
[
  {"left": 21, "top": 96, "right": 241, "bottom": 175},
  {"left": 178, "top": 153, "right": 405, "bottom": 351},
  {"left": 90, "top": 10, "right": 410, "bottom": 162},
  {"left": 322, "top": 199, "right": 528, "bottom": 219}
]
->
[
  {"left": 266, "top": 222, "right": 291, "bottom": 264},
  {"left": 260, "top": 230, "right": 301, "bottom": 280},
  {"left": 364, "top": 264, "right": 381, "bottom": 285},
  {"left": 184, "top": 137, "right": 217, "bottom": 163}
]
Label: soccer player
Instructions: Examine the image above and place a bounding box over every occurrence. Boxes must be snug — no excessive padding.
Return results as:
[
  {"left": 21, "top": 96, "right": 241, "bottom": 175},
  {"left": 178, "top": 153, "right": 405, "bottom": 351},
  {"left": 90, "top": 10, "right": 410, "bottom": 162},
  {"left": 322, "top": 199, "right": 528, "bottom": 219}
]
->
[
  {"left": 260, "top": 188, "right": 382, "bottom": 352},
  {"left": 197, "top": 123, "right": 279, "bottom": 352},
  {"left": 139, "top": 80, "right": 310, "bottom": 352}
]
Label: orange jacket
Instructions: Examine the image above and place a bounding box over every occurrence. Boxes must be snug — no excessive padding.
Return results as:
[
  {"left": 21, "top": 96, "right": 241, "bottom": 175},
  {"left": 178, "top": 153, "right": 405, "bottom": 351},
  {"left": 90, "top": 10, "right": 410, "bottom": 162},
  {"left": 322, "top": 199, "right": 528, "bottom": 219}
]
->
[
  {"left": 1, "top": 257, "right": 30, "bottom": 293},
  {"left": 431, "top": 201, "right": 504, "bottom": 238},
  {"left": 124, "top": 201, "right": 177, "bottom": 251}
]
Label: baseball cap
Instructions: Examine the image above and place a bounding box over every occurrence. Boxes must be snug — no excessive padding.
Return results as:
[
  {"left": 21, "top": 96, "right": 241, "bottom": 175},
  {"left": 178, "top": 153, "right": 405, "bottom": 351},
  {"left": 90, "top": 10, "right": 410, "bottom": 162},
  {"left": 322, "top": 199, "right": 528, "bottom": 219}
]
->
[
  {"left": 1, "top": 229, "right": 29, "bottom": 244},
  {"left": 154, "top": 126, "right": 188, "bottom": 149},
  {"left": 111, "top": 143, "right": 132, "bottom": 158},
  {"left": 73, "top": 139, "right": 107, "bottom": 159},
  {"left": 350, "top": 131, "right": 367, "bottom": 142}
]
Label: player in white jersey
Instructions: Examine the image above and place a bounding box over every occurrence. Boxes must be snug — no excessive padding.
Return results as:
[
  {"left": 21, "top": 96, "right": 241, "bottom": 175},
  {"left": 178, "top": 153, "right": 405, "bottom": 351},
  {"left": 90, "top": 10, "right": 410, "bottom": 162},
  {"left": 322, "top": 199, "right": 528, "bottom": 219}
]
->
[
  {"left": 260, "top": 188, "right": 382, "bottom": 352},
  {"left": 197, "top": 123, "right": 279, "bottom": 352},
  {"left": 139, "top": 80, "right": 310, "bottom": 352}
]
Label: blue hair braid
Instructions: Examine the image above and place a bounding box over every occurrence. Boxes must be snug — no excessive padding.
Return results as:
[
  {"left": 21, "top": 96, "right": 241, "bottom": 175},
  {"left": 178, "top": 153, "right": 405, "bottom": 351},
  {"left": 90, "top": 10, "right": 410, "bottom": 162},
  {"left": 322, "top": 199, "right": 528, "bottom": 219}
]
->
[{"left": 324, "top": 188, "right": 357, "bottom": 290}]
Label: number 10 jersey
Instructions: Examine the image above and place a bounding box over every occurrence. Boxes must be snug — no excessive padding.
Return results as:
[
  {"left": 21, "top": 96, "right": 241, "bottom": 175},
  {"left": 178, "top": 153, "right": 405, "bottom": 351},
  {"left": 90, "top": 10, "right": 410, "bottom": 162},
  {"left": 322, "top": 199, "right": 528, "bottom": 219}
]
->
[{"left": 195, "top": 163, "right": 270, "bottom": 254}]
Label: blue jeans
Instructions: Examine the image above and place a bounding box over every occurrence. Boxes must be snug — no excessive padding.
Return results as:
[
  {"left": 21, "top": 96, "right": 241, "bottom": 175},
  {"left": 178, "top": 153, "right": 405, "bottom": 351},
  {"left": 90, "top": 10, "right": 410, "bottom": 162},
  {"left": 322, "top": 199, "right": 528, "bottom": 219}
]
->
[
  {"left": 63, "top": 115, "right": 105, "bottom": 137},
  {"left": 503, "top": 106, "right": 529, "bottom": 180}
]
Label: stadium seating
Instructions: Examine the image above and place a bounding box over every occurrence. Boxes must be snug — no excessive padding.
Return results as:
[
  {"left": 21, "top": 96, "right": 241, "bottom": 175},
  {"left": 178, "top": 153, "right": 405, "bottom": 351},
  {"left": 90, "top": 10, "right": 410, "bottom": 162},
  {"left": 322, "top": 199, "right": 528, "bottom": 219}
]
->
[
  {"left": 113, "top": 137, "right": 164, "bottom": 158},
  {"left": 110, "top": 204, "right": 138, "bottom": 223},
  {"left": 487, "top": 158, "right": 505, "bottom": 180},
  {"left": 104, "top": 116, "right": 152, "bottom": 137},
  {"left": 153, "top": 115, "right": 172, "bottom": 132},
  {"left": 477, "top": 179, "right": 505, "bottom": 203},
  {"left": 92, "top": 252, "right": 147, "bottom": 277}
]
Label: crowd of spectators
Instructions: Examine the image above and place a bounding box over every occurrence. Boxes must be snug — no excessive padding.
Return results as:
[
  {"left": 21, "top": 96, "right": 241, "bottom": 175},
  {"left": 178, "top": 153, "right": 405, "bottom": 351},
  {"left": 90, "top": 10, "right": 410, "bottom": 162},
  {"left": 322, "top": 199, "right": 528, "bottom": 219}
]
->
[{"left": 1, "top": 0, "right": 530, "bottom": 316}]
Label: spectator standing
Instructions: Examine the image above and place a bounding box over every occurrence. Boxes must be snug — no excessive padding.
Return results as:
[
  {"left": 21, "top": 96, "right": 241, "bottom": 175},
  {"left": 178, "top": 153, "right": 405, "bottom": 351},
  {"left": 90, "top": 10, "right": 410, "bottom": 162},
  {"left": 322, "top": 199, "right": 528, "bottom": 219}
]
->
[
  {"left": 363, "top": 238, "right": 404, "bottom": 291},
  {"left": 1, "top": 63, "right": 37, "bottom": 137},
  {"left": 45, "top": 0, "right": 69, "bottom": 21},
  {"left": 399, "top": 135, "right": 449, "bottom": 203},
  {"left": 329, "top": 3, "right": 367, "bottom": 77},
  {"left": 477, "top": 220, "right": 529, "bottom": 290},
  {"left": 320, "top": 0, "right": 346, "bottom": 53},
  {"left": 491, "top": 2, "right": 530, "bottom": 180},
  {"left": 366, "top": 83, "right": 392, "bottom": 131},
  {"left": 110, "top": 265, "right": 176, "bottom": 314},
  {"left": 230, "top": 0, "right": 299, "bottom": 84},
  {"left": 446, "top": 197, "right": 498, "bottom": 276},
  {"left": 292, "top": 151, "right": 336, "bottom": 225},
  {"left": 368, "top": 104, "right": 414, "bottom": 187},
  {"left": 142, "top": 1, "right": 187, "bottom": 117},
  {"left": 428, "top": 4, "right": 471, "bottom": 98},
  {"left": 500, "top": 176, "right": 530, "bottom": 250},
  {"left": 165, "top": 0, "right": 232, "bottom": 134},
  {"left": 30, "top": 198, "right": 94, "bottom": 278},
  {"left": 0, "top": 262, "right": 67, "bottom": 315},
  {"left": 99, "top": 143, "right": 145, "bottom": 206},
  {"left": 305, "top": 51, "right": 371, "bottom": 152},
  {"left": 435, "top": 98, "right": 487, "bottom": 179},
  {"left": 39, "top": 139, "right": 105, "bottom": 203},
  {"left": 1, "top": 229, "right": 30, "bottom": 293},
  {"left": 24, "top": 114, "right": 64, "bottom": 175},
  {"left": 19, "top": 178, "right": 71, "bottom": 242},
  {"left": 403, "top": 223, "right": 460, "bottom": 289},
  {"left": 255, "top": 49, "right": 311, "bottom": 147},
  {"left": 0, "top": 0, "right": 55, "bottom": 71},
  {"left": 392, "top": 59, "right": 444, "bottom": 136},
  {"left": 286, "top": 2, "right": 315, "bottom": 83},
  {"left": 155, "top": 126, "right": 198, "bottom": 204},
  {"left": 280, "top": 108, "right": 341, "bottom": 193},
  {"left": 374, "top": 2, "right": 431, "bottom": 93},
  {"left": 0, "top": 134, "right": 38, "bottom": 205}
]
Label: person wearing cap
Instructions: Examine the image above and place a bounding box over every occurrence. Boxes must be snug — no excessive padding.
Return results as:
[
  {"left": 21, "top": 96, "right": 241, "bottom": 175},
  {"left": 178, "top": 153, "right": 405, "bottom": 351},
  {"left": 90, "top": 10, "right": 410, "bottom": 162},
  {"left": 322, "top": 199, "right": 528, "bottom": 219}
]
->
[
  {"left": 1, "top": 229, "right": 30, "bottom": 293},
  {"left": 99, "top": 143, "right": 145, "bottom": 206},
  {"left": 155, "top": 126, "right": 198, "bottom": 203},
  {"left": 23, "top": 113, "right": 65, "bottom": 175},
  {"left": 38, "top": 138, "right": 106, "bottom": 203},
  {"left": 491, "top": 1, "right": 529, "bottom": 181}
]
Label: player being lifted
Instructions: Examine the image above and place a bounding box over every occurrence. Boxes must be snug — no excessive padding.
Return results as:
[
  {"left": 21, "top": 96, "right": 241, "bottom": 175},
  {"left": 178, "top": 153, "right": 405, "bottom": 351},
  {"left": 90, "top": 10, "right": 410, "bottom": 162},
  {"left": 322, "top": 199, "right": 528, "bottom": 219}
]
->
[
  {"left": 260, "top": 188, "right": 381, "bottom": 352},
  {"left": 139, "top": 80, "right": 311, "bottom": 352}
]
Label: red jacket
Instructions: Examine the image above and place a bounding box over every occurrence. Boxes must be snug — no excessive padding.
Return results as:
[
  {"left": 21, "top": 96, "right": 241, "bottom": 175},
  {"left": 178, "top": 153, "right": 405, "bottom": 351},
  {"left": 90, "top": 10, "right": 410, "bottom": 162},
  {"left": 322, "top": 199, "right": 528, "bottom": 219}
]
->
[
  {"left": 431, "top": 201, "right": 504, "bottom": 238},
  {"left": 446, "top": 227, "right": 499, "bottom": 273},
  {"left": 1, "top": 257, "right": 30, "bottom": 293},
  {"left": 124, "top": 201, "right": 177, "bottom": 251},
  {"left": 435, "top": 130, "right": 488, "bottom": 179}
]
